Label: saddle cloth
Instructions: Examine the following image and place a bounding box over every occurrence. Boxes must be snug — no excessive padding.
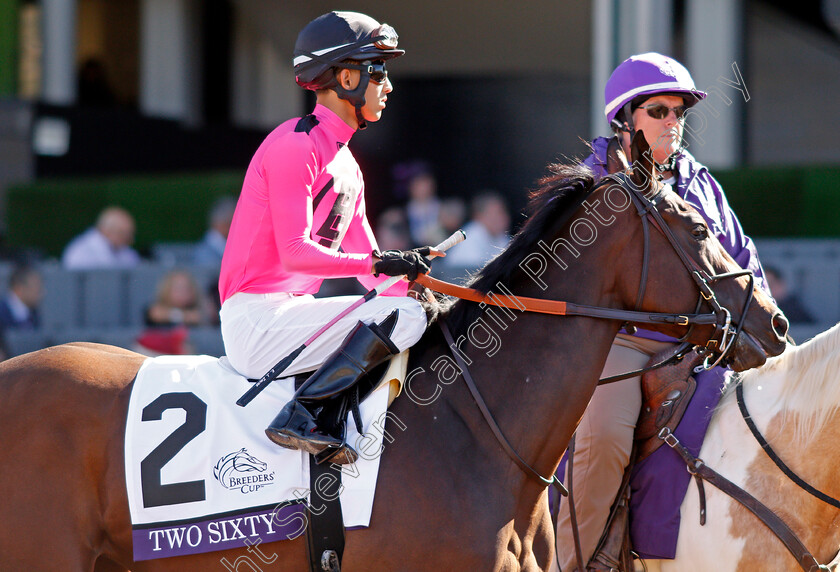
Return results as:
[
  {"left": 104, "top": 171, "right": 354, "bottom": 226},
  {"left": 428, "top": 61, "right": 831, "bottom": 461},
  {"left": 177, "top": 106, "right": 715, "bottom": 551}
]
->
[{"left": 124, "top": 352, "right": 408, "bottom": 561}]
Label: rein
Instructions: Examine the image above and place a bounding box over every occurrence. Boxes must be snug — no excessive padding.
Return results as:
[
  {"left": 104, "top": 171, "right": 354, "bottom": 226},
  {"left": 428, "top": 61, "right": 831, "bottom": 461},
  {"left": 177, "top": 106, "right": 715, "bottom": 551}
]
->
[
  {"left": 415, "top": 273, "right": 718, "bottom": 327},
  {"left": 656, "top": 379, "right": 840, "bottom": 571},
  {"left": 660, "top": 428, "right": 831, "bottom": 572},
  {"left": 736, "top": 381, "right": 840, "bottom": 508},
  {"left": 438, "top": 318, "right": 567, "bottom": 495}
]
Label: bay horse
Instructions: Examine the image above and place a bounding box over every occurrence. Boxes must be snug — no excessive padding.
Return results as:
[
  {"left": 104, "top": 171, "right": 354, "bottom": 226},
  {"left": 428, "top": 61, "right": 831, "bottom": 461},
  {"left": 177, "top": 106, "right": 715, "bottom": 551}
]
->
[
  {"left": 0, "top": 134, "right": 787, "bottom": 571},
  {"left": 644, "top": 321, "right": 840, "bottom": 572}
]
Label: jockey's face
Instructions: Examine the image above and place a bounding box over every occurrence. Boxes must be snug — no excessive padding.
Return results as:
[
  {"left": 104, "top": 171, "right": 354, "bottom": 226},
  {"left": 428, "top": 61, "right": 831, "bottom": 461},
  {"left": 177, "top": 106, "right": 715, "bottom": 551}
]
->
[
  {"left": 333, "top": 65, "right": 393, "bottom": 128},
  {"left": 626, "top": 94, "right": 686, "bottom": 166}
]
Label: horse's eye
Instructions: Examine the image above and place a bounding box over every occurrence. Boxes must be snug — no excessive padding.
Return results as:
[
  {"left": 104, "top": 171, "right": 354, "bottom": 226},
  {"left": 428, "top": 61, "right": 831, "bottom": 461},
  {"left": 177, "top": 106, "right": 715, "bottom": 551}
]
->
[{"left": 692, "top": 224, "right": 708, "bottom": 239}]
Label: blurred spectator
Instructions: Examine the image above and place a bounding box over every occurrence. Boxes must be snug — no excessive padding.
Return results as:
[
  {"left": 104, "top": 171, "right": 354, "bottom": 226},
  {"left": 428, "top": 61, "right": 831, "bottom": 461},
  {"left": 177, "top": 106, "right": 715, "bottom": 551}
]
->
[
  {"left": 144, "top": 269, "right": 216, "bottom": 327},
  {"left": 764, "top": 265, "right": 815, "bottom": 324},
  {"left": 439, "top": 197, "right": 467, "bottom": 238},
  {"left": 133, "top": 326, "right": 193, "bottom": 356},
  {"left": 394, "top": 160, "right": 444, "bottom": 245},
  {"left": 78, "top": 58, "right": 116, "bottom": 107},
  {"left": 0, "top": 265, "right": 43, "bottom": 330},
  {"left": 376, "top": 207, "right": 412, "bottom": 251},
  {"left": 194, "top": 196, "right": 237, "bottom": 266},
  {"left": 444, "top": 191, "right": 511, "bottom": 268},
  {"left": 62, "top": 206, "right": 141, "bottom": 270}
]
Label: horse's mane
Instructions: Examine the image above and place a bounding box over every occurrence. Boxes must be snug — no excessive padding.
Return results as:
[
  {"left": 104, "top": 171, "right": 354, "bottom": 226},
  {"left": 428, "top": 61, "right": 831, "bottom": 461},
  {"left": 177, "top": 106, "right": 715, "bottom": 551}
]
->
[
  {"left": 731, "top": 322, "right": 840, "bottom": 443},
  {"left": 444, "top": 162, "right": 595, "bottom": 334}
]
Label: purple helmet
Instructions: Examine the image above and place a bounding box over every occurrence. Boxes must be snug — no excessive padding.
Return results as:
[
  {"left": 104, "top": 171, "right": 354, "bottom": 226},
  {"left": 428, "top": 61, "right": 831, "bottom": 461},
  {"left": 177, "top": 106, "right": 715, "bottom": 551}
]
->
[{"left": 604, "top": 53, "right": 707, "bottom": 126}]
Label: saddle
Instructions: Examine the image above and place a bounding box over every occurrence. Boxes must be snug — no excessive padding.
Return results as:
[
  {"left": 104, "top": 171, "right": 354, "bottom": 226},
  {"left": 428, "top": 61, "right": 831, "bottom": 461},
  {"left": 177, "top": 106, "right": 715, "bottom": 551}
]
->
[{"left": 585, "top": 348, "right": 704, "bottom": 571}]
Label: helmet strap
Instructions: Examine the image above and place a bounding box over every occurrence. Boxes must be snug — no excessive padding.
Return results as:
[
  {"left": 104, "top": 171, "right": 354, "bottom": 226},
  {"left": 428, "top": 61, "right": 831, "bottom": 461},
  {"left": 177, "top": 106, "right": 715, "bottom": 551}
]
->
[
  {"left": 621, "top": 101, "right": 636, "bottom": 137},
  {"left": 333, "top": 70, "right": 371, "bottom": 130},
  {"left": 354, "top": 104, "right": 367, "bottom": 130},
  {"left": 659, "top": 153, "right": 678, "bottom": 174}
]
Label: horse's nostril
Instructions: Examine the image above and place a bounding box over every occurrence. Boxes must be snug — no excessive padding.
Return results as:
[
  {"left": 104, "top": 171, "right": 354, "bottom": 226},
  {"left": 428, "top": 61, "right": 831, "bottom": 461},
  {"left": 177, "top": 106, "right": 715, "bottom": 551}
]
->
[{"left": 772, "top": 312, "right": 789, "bottom": 340}]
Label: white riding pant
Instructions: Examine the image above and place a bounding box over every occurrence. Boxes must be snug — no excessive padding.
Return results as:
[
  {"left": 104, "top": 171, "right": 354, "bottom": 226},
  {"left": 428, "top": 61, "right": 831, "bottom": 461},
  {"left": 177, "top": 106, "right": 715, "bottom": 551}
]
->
[{"left": 220, "top": 292, "right": 427, "bottom": 380}]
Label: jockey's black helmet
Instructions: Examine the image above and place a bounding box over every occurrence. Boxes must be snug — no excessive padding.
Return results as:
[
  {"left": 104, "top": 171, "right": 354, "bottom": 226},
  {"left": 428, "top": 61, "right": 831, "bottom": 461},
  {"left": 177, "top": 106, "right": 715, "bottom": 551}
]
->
[{"left": 293, "top": 11, "right": 404, "bottom": 92}]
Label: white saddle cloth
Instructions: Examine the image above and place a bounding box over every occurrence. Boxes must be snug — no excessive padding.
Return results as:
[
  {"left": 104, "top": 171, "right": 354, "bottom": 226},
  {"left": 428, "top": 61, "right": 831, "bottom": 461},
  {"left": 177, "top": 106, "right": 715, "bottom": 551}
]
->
[{"left": 124, "top": 353, "right": 403, "bottom": 561}]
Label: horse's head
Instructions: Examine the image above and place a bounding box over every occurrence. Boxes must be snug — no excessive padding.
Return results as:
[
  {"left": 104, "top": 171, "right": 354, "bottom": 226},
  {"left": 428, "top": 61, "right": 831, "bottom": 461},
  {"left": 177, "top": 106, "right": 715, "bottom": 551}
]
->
[
  {"left": 609, "top": 132, "right": 787, "bottom": 370},
  {"left": 232, "top": 448, "right": 268, "bottom": 472}
]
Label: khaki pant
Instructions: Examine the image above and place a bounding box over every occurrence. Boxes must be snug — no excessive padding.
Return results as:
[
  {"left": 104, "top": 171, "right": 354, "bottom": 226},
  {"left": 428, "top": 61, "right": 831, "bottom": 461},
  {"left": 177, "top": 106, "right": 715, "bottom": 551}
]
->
[{"left": 555, "top": 334, "right": 672, "bottom": 572}]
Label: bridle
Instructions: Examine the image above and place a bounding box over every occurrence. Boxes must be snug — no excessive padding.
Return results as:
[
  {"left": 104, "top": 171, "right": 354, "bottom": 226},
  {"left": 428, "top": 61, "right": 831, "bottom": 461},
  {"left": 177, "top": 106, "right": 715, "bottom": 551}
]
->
[
  {"left": 420, "top": 170, "right": 760, "bottom": 490},
  {"left": 592, "top": 172, "right": 756, "bottom": 377},
  {"left": 422, "top": 171, "right": 757, "bottom": 379},
  {"left": 599, "top": 171, "right": 756, "bottom": 381}
]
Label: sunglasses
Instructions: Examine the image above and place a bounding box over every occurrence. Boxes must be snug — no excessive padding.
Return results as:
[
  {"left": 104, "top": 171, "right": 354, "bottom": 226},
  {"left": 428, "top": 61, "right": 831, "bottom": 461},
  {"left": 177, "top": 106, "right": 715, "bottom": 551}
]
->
[{"left": 639, "top": 103, "right": 687, "bottom": 120}]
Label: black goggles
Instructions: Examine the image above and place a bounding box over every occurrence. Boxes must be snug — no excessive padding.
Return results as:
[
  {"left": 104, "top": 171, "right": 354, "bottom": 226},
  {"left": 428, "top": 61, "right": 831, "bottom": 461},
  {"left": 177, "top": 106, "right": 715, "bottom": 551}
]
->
[
  {"left": 365, "top": 61, "right": 388, "bottom": 83},
  {"left": 639, "top": 103, "right": 688, "bottom": 120},
  {"left": 341, "top": 60, "right": 388, "bottom": 84}
]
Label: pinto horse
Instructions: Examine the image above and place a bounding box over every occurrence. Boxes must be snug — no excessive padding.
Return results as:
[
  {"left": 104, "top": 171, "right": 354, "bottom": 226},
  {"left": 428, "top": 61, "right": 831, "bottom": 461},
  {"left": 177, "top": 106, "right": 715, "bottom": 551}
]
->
[
  {"left": 0, "top": 134, "right": 787, "bottom": 571},
  {"left": 644, "top": 322, "right": 840, "bottom": 572}
]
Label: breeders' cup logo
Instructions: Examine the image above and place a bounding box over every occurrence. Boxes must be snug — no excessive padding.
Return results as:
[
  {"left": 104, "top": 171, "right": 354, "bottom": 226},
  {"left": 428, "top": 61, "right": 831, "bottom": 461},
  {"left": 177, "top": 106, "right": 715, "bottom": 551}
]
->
[{"left": 213, "top": 448, "right": 275, "bottom": 494}]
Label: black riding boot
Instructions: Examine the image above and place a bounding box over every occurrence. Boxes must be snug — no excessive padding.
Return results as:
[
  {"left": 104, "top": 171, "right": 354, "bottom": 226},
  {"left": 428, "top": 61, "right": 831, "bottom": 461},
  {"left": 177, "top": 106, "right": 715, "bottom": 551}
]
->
[{"left": 265, "top": 311, "right": 400, "bottom": 464}]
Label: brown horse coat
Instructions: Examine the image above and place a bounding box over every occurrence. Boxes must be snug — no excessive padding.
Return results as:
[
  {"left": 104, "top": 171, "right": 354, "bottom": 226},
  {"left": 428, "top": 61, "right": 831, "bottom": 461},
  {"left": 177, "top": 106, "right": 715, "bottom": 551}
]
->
[{"left": 0, "top": 135, "right": 787, "bottom": 571}]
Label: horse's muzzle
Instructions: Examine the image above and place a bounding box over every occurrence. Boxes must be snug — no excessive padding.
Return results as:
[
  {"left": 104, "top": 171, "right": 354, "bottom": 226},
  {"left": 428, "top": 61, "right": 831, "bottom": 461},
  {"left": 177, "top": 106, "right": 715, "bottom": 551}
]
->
[
  {"left": 728, "top": 332, "right": 769, "bottom": 372},
  {"left": 729, "top": 311, "right": 788, "bottom": 371}
]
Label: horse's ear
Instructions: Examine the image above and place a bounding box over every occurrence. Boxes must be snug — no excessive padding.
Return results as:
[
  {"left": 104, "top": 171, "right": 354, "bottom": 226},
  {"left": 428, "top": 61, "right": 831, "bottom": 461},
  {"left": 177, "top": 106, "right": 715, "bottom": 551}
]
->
[
  {"left": 606, "top": 136, "right": 629, "bottom": 174},
  {"left": 629, "top": 130, "right": 656, "bottom": 195}
]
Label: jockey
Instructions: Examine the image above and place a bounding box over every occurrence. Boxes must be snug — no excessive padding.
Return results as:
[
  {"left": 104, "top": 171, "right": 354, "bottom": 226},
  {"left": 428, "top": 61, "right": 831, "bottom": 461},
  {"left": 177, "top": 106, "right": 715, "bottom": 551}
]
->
[
  {"left": 554, "top": 52, "right": 773, "bottom": 569},
  {"left": 218, "top": 11, "right": 437, "bottom": 465}
]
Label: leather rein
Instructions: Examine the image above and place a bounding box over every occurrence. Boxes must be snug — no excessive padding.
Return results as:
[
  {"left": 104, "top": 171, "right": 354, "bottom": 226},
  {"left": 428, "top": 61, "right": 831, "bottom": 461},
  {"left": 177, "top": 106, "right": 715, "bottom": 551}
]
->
[
  {"left": 416, "top": 173, "right": 756, "bottom": 489},
  {"left": 653, "top": 379, "right": 840, "bottom": 571}
]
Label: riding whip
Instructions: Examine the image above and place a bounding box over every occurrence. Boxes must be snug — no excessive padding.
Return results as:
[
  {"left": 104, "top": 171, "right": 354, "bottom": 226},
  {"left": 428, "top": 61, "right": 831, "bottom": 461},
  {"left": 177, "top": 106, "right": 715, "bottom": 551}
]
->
[{"left": 236, "top": 229, "right": 466, "bottom": 407}]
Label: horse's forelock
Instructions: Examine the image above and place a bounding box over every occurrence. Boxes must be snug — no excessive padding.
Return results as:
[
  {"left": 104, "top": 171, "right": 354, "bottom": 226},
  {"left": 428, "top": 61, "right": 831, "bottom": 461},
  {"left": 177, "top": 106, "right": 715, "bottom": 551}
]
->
[{"left": 738, "top": 322, "right": 840, "bottom": 442}]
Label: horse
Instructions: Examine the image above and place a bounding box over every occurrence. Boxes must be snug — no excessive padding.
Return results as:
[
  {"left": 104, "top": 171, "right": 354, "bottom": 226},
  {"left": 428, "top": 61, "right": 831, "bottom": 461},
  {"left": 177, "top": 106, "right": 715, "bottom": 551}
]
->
[
  {"left": 642, "top": 322, "right": 840, "bottom": 572},
  {"left": 0, "top": 134, "right": 788, "bottom": 571}
]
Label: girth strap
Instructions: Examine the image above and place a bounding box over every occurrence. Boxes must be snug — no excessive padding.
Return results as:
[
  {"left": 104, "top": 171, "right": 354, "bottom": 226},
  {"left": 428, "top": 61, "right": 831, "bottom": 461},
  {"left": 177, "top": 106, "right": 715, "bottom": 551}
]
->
[{"left": 660, "top": 429, "right": 827, "bottom": 572}]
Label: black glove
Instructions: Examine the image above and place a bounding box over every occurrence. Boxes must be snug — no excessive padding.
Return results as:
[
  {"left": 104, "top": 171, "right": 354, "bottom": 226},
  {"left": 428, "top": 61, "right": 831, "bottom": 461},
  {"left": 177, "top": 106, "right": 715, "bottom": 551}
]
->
[{"left": 373, "top": 247, "right": 432, "bottom": 281}]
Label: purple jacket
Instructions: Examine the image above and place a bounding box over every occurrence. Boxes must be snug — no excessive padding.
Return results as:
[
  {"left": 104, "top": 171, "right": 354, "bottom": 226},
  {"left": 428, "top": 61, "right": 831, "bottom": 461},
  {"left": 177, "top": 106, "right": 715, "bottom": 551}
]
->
[
  {"left": 584, "top": 137, "right": 769, "bottom": 558},
  {"left": 584, "top": 136, "right": 769, "bottom": 299}
]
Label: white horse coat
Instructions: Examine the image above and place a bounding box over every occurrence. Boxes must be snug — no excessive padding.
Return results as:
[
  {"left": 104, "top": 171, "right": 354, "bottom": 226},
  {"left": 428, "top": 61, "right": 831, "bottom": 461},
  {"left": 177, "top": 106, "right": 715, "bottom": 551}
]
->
[{"left": 644, "top": 323, "right": 840, "bottom": 571}]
